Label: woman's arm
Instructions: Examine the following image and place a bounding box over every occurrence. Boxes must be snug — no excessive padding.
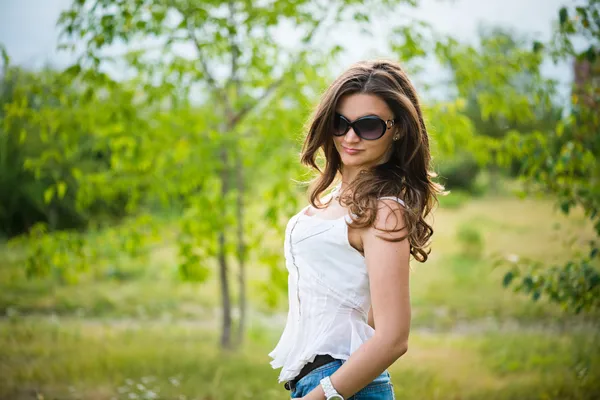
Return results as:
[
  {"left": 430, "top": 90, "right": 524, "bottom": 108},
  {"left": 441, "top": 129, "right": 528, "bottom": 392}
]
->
[{"left": 302, "top": 199, "right": 411, "bottom": 400}]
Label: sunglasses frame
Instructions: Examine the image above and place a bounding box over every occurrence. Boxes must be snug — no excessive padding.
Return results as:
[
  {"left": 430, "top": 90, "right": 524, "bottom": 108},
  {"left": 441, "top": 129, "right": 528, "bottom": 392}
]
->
[{"left": 333, "top": 113, "right": 395, "bottom": 141}]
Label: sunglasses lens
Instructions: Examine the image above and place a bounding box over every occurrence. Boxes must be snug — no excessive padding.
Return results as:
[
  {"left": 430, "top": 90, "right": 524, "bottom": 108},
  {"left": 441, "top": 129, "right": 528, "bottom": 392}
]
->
[
  {"left": 333, "top": 114, "right": 349, "bottom": 136},
  {"left": 355, "top": 118, "right": 385, "bottom": 140}
]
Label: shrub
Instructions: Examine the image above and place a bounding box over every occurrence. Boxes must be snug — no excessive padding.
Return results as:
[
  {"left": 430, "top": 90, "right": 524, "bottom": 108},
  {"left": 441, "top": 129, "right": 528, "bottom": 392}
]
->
[
  {"left": 437, "top": 190, "right": 471, "bottom": 209},
  {"left": 456, "top": 224, "right": 484, "bottom": 259},
  {"left": 436, "top": 151, "right": 481, "bottom": 193}
]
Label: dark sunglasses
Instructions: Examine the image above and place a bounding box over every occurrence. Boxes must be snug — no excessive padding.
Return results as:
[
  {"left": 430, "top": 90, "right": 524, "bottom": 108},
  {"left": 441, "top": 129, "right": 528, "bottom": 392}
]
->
[{"left": 333, "top": 113, "right": 395, "bottom": 140}]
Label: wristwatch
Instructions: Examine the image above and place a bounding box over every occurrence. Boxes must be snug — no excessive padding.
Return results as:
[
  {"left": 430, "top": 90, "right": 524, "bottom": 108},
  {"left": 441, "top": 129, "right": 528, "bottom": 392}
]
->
[{"left": 320, "top": 376, "right": 344, "bottom": 400}]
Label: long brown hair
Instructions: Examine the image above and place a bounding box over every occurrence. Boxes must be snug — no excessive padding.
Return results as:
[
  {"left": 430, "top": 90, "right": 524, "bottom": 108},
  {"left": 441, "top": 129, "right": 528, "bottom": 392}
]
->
[{"left": 300, "top": 59, "right": 444, "bottom": 263}]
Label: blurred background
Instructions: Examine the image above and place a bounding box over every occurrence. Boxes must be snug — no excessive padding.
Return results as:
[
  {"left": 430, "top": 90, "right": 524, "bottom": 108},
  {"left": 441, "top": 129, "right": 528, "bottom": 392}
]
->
[{"left": 0, "top": 0, "right": 599, "bottom": 399}]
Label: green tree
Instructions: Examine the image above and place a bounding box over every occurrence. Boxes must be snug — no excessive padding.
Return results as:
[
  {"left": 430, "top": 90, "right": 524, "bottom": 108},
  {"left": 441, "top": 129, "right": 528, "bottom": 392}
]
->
[
  {"left": 48, "top": 0, "right": 430, "bottom": 349},
  {"left": 460, "top": 2, "right": 600, "bottom": 313},
  {"left": 0, "top": 56, "right": 143, "bottom": 237},
  {"left": 435, "top": 26, "right": 562, "bottom": 192}
]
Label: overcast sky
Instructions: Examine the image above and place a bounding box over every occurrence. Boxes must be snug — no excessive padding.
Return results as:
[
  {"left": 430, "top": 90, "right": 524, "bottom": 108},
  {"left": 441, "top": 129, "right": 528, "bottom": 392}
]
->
[{"left": 0, "top": 0, "right": 571, "bottom": 100}]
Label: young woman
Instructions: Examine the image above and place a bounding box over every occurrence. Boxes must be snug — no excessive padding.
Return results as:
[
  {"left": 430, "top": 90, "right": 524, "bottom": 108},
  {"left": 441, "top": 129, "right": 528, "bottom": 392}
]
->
[{"left": 268, "top": 59, "right": 443, "bottom": 400}]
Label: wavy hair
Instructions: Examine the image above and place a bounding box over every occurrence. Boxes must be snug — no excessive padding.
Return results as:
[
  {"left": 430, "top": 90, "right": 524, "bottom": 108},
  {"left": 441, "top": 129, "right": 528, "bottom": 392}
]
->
[{"left": 299, "top": 59, "right": 444, "bottom": 262}]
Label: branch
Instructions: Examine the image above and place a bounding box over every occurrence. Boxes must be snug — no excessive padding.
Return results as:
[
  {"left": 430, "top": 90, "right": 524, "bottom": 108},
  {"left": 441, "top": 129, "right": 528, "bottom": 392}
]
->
[
  {"left": 227, "top": 4, "right": 331, "bottom": 129},
  {"left": 228, "top": 78, "right": 284, "bottom": 129},
  {"left": 184, "top": 19, "right": 233, "bottom": 118},
  {"left": 228, "top": 0, "right": 240, "bottom": 98},
  {"left": 186, "top": 22, "right": 220, "bottom": 92}
]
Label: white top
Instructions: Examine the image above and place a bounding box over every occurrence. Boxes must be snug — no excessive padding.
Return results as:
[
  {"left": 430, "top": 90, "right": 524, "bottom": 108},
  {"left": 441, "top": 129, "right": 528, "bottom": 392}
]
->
[{"left": 268, "top": 184, "right": 406, "bottom": 383}]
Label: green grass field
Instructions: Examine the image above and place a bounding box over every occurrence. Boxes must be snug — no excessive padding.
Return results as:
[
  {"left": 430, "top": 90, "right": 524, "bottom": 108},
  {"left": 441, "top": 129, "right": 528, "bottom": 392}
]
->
[{"left": 1, "top": 187, "right": 599, "bottom": 399}]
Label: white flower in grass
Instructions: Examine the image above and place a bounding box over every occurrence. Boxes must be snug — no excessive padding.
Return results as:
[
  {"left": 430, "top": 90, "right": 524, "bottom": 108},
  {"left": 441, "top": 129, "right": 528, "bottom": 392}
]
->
[
  {"left": 169, "top": 377, "right": 180, "bottom": 387},
  {"left": 506, "top": 254, "right": 519, "bottom": 263}
]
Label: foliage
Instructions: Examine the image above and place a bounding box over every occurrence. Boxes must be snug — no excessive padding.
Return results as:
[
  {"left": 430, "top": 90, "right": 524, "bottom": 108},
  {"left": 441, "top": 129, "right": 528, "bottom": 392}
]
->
[
  {"left": 496, "top": 2, "right": 600, "bottom": 312},
  {"left": 4, "top": 0, "right": 431, "bottom": 348},
  {"left": 7, "top": 213, "right": 161, "bottom": 286},
  {"left": 436, "top": 26, "right": 561, "bottom": 141},
  {"left": 422, "top": 2, "right": 600, "bottom": 313},
  {"left": 3, "top": 1, "right": 598, "bottom": 356},
  {"left": 436, "top": 151, "right": 481, "bottom": 193},
  {"left": 500, "top": 253, "right": 600, "bottom": 314},
  {"left": 0, "top": 64, "right": 129, "bottom": 236}
]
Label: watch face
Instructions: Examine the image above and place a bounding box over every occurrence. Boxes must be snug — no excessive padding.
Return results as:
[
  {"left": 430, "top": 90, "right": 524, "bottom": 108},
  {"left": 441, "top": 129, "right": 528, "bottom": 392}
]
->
[{"left": 327, "top": 396, "right": 344, "bottom": 400}]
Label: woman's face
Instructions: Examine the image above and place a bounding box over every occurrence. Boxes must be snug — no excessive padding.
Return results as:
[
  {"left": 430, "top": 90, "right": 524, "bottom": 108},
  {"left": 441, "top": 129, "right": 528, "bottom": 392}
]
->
[{"left": 333, "top": 93, "right": 396, "bottom": 169}]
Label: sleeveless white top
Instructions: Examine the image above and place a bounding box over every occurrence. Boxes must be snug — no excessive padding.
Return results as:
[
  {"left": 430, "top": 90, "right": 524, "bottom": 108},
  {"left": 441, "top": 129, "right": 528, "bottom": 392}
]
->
[{"left": 268, "top": 184, "right": 406, "bottom": 383}]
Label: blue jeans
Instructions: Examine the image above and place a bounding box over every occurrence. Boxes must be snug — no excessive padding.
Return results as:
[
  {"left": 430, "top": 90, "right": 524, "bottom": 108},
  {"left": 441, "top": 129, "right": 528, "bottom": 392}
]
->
[{"left": 290, "top": 359, "right": 395, "bottom": 399}]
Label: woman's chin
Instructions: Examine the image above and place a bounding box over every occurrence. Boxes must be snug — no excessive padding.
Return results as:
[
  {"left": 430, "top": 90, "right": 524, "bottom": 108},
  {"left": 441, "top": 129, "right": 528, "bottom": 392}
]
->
[{"left": 340, "top": 155, "right": 368, "bottom": 167}]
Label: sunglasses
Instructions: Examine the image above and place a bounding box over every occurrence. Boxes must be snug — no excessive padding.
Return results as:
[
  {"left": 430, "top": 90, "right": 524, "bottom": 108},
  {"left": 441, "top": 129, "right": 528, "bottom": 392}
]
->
[{"left": 333, "top": 113, "right": 395, "bottom": 140}]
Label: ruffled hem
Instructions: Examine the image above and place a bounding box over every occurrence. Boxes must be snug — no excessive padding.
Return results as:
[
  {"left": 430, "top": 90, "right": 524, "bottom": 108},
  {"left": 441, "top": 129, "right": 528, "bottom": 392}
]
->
[
  {"left": 268, "top": 315, "right": 295, "bottom": 369},
  {"left": 268, "top": 314, "right": 374, "bottom": 383}
]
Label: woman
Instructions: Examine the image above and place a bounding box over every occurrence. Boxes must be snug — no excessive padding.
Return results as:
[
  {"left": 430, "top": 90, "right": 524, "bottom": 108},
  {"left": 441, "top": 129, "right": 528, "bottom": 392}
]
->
[{"left": 268, "top": 59, "right": 443, "bottom": 400}]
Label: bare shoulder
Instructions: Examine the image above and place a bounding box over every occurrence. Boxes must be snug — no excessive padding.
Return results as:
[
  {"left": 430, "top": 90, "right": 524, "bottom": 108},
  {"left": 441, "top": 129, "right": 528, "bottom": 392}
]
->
[{"left": 369, "top": 198, "right": 408, "bottom": 241}]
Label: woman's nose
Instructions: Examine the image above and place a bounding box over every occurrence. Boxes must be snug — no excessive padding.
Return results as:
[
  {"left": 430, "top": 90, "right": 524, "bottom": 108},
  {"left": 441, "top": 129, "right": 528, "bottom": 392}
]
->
[{"left": 344, "top": 127, "right": 360, "bottom": 142}]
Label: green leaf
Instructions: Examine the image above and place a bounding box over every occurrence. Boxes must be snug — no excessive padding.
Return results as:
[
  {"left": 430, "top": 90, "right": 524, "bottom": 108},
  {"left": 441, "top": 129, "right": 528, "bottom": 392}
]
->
[
  {"left": 57, "top": 182, "right": 67, "bottom": 199},
  {"left": 64, "top": 64, "right": 81, "bottom": 76},
  {"left": 0, "top": 44, "right": 9, "bottom": 67},
  {"left": 584, "top": 46, "right": 597, "bottom": 63},
  {"left": 503, "top": 271, "right": 514, "bottom": 287},
  {"left": 353, "top": 12, "right": 369, "bottom": 23},
  {"left": 44, "top": 187, "right": 55, "bottom": 204},
  {"left": 523, "top": 276, "right": 534, "bottom": 290},
  {"left": 559, "top": 7, "right": 568, "bottom": 26}
]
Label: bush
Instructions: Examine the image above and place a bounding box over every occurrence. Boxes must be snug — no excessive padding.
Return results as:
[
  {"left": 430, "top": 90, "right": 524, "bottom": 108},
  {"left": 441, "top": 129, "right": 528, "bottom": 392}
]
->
[
  {"left": 437, "top": 151, "right": 482, "bottom": 193},
  {"left": 0, "top": 66, "right": 134, "bottom": 237},
  {"left": 437, "top": 190, "right": 471, "bottom": 209},
  {"left": 456, "top": 224, "right": 484, "bottom": 259}
]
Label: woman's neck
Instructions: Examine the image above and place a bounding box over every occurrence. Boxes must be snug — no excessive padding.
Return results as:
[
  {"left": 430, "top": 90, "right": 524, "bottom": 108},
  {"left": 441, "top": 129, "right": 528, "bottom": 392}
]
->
[
  {"left": 339, "top": 166, "right": 365, "bottom": 191},
  {"left": 339, "top": 152, "right": 391, "bottom": 191}
]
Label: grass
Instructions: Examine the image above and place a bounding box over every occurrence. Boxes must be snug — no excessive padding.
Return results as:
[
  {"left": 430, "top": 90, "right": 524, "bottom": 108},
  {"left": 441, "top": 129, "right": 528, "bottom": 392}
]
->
[
  {"left": 0, "top": 317, "right": 284, "bottom": 400},
  {"left": 1, "top": 317, "right": 598, "bottom": 400},
  {"left": 1, "top": 184, "right": 599, "bottom": 399}
]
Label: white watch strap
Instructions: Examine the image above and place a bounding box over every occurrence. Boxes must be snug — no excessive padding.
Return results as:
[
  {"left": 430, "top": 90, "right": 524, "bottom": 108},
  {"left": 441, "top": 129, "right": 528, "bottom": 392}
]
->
[{"left": 320, "top": 376, "right": 344, "bottom": 400}]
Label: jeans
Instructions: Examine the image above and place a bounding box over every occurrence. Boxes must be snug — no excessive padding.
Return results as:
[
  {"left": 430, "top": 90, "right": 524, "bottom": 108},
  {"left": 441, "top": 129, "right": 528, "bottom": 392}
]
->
[{"left": 290, "top": 359, "right": 395, "bottom": 399}]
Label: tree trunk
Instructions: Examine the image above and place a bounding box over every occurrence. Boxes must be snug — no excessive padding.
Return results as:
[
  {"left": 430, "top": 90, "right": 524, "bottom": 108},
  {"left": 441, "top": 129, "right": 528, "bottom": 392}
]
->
[
  {"left": 489, "top": 149, "right": 499, "bottom": 195},
  {"left": 234, "top": 146, "right": 247, "bottom": 347},
  {"left": 218, "top": 147, "right": 233, "bottom": 349}
]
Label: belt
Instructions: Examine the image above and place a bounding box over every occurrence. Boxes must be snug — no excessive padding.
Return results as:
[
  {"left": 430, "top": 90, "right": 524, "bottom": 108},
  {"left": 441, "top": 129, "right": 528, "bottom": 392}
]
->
[{"left": 284, "top": 354, "right": 336, "bottom": 391}]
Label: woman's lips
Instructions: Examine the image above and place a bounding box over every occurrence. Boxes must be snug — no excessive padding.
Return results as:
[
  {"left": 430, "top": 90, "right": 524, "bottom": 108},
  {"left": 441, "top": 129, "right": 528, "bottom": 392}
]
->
[{"left": 342, "top": 146, "right": 362, "bottom": 155}]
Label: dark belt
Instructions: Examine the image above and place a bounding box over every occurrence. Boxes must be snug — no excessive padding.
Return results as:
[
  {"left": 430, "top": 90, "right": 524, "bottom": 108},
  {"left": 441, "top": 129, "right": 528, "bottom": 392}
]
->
[{"left": 284, "top": 354, "right": 336, "bottom": 391}]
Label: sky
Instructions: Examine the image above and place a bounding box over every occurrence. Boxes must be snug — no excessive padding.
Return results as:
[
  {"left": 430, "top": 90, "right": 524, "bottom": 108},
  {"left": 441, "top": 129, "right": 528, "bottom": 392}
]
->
[{"left": 0, "top": 0, "right": 571, "bottom": 100}]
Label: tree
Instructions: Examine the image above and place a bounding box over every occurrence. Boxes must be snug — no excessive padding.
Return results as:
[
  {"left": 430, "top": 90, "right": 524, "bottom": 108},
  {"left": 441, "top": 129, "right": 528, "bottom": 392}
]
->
[
  {"left": 434, "top": 26, "right": 563, "bottom": 191},
  {"left": 49, "top": 0, "right": 429, "bottom": 349},
  {"left": 465, "top": 2, "right": 600, "bottom": 313},
  {"left": 0, "top": 54, "right": 145, "bottom": 238}
]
